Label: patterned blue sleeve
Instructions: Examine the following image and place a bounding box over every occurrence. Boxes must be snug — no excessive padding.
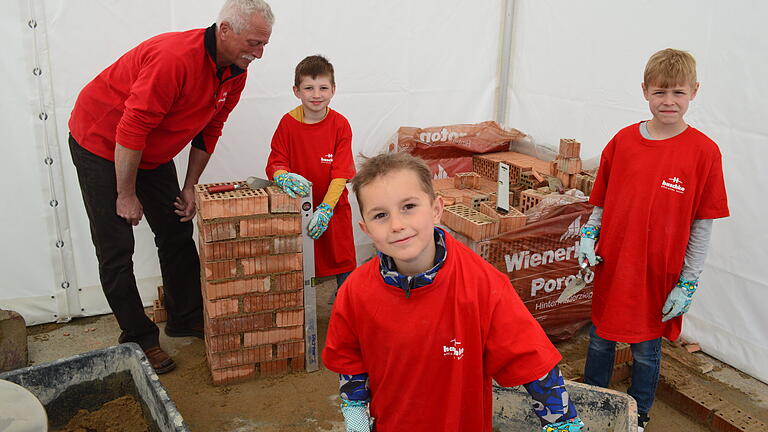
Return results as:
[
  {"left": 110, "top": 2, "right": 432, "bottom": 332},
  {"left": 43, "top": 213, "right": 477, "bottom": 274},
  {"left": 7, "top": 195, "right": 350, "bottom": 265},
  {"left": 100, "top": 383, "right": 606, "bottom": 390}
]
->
[
  {"left": 339, "top": 373, "right": 370, "bottom": 402},
  {"left": 523, "top": 365, "right": 578, "bottom": 426}
]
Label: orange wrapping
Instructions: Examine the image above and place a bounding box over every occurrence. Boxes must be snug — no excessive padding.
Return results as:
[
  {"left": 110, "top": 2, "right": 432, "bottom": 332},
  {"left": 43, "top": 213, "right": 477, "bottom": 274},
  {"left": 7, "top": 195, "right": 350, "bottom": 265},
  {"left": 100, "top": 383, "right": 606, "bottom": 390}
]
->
[{"left": 388, "top": 121, "right": 525, "bottom": 177}]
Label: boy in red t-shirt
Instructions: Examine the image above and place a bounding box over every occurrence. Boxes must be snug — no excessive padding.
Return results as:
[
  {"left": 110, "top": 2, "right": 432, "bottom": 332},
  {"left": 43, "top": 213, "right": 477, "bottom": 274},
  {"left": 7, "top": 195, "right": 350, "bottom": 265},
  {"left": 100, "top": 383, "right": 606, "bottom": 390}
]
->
[
  {"left": 266, "top": 55, "right": 356, "bottom": 290},
  {"left": 322, "top": 152, "right": 586, "bottom": 432},
  {"left": 578, "top": 48, "right": 729, "bottom": 431}
]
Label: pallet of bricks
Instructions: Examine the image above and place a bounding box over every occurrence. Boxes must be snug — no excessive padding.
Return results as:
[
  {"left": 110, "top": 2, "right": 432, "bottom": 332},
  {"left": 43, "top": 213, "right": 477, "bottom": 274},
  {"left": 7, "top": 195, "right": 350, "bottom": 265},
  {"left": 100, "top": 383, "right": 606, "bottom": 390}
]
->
[
  {"left": 433, "top": 139, "right": 597, "bottom": 340},
  {"left": 194, "top": 181, "right": 306, "bottom": 385}
]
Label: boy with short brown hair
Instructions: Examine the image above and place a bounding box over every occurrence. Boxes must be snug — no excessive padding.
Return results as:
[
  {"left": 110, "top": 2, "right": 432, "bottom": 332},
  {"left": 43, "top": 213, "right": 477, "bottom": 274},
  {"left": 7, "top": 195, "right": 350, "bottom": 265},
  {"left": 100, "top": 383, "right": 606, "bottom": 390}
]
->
[
  {"left": 266, "top": 55, "right": 356, "bottom": 289},
  {"left": 323, "top": 152, "right": 586, "bottom": 431},
  {"left": 578, "top": 48, "right": 729, "bottom": 431}
]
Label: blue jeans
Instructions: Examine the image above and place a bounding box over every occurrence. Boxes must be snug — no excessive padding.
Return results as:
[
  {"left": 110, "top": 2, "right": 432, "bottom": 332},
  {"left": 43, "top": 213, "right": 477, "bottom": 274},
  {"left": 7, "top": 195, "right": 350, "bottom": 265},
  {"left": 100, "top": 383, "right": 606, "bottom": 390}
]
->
[
  {"left": 336, "top": 271, "right": 351, "bottom": 289},
  {"left": 583, "top": 325, "right": 662, "bottom": 415}
]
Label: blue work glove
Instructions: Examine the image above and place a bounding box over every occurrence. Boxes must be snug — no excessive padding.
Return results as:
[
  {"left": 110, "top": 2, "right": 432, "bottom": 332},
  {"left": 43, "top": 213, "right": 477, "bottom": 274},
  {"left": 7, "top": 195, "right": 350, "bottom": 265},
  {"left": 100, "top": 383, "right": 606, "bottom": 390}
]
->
[
  {"left": 308, "top": 203, "right": 333, "bottom": 239},
  {"left": 340, "top": 400, "right": 373, "bottom": 432},
  {"left": 577, "top": 226, "right": 600, "bottom": 266},
  {"left": 274, "top": 172, "right": 311, "bottom": 198},
  {"left": 661, "top": 277, "right": 698, "bottom": 322},
  {"left": 543, "top": 417, "right": 585, "bottom": 432}
]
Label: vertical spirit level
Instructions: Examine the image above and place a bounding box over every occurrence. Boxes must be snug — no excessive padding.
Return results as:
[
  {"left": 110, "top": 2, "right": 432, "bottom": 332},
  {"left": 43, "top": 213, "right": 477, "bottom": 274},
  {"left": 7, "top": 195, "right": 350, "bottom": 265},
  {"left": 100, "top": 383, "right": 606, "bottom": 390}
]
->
[
  {"left": 300, "top": 189, "right": 318, "bottom": 372},
  {"left": 496, "top": 162, "right": 510, "bottom": 214}
]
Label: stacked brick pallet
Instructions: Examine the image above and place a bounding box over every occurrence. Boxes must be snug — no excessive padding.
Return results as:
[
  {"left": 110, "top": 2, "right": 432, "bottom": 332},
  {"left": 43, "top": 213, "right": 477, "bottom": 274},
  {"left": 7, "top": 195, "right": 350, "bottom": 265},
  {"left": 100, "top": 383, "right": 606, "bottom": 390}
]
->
[
  {"left": 151, "top": 286, "right": 167, "bottom": 323},
  {"left": 195, "top": 182, "right": 306, "bottom": 385}
]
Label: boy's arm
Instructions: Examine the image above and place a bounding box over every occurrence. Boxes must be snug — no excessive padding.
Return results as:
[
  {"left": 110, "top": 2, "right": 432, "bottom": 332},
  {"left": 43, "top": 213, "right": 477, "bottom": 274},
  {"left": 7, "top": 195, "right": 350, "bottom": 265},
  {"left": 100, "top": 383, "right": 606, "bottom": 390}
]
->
[
  {"left": 577, "top": 206, "right": 603, "bottom": 266},
  {"left": 662, "top": 218, "right": 714, "bottom": 322},
  {"left": 522, "top": 365, "right": 585, "bottom": 431},
  {"left": 338, "top": 373, "right": 373, "bottom": 432}
]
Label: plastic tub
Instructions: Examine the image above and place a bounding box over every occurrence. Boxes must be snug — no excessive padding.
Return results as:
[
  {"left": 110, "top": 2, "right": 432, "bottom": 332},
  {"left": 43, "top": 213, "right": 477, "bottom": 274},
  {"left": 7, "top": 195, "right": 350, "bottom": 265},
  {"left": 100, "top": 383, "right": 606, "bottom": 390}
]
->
[
  {"left": 0, "top": 343, "right": 188, "bottom": 431},
  {"left": 493, "top": 380, "right": 638, "bottom": 431}
]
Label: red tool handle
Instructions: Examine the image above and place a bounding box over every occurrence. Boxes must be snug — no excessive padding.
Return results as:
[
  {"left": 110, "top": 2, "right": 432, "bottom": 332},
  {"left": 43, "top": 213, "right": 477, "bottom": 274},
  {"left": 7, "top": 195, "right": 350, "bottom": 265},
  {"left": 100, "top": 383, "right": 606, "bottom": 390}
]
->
[{"left": 207, "top": 184, "right": 236, "bottom": 193}]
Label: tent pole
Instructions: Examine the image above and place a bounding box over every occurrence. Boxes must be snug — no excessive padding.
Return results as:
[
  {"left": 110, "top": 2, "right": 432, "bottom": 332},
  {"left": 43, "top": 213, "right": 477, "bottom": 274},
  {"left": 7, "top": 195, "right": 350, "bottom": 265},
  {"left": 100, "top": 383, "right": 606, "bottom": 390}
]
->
[{"left": 496, "top": 0, "right": 516, "bottom": 126}]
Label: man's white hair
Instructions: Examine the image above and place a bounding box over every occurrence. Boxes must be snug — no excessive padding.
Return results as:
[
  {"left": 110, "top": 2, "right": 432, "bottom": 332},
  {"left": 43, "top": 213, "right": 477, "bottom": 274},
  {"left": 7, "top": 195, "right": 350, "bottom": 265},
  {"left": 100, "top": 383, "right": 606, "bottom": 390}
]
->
[{"left": 218, "top": 0, "right": 274, "bottom": 32}]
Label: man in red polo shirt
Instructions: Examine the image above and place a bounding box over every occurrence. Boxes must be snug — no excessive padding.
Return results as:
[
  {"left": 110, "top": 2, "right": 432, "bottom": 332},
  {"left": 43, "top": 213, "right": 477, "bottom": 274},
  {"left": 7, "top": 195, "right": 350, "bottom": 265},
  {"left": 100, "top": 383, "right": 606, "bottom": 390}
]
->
[{"left": 68, "top": 0, "right": 274, "bottom": 373}]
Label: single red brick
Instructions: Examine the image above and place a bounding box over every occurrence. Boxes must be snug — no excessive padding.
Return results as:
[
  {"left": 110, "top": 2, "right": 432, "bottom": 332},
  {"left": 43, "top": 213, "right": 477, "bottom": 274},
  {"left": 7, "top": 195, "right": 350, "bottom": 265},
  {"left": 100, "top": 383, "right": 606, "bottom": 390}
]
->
[
  {"left": 211, "top": 364, "right": 256, "bottom": 386},
  {"left": 259, "top": 359, "right": 290, "bottom": 377},
  {"left": 243, "top": 291, "right": 303, "bottom": 313},
  {"left": 276, "top": 309, "right": 304, "bottom": 327},
  {"left": 239, "top": 216, "right": 301, "bottom": 238},
  {"left": 242, "top": 253, "right": 302, "bottom": 276},
  {"left": 276, "top": 341, "right": 305, "bottom": 359},
  {"left": 205, "top": 298, "right": 240, "bottom": 319},
  {"left": 266, "top": 186, "right": 301, "bottom": 213},
  {"left": 271, "top": 272, "right": 304, "bottom": 292},
  {"left": 290, "top": 356, "right": 305, "bottom": 372},
  {"left": 201, "top": 238, "right": 272, "bottom": 261},
  {"left": 206, "top": 313, "right": 273, "bottom": 336},
  {"left": 711, "top": 405, "right": 767, "bottom": 432},
  {"left": 199, "top": 221, "right": 237, "bottom": 242},
  {"left": 203, "top": 277, "right": 270, "bottom": 300},
  {"left": 206, "top": 334, "right": 242, "bottom": 353},
  {"left": 243, "top": 326, "right": 303, "bottom": 347},
  {"left": 271, "top": 236, "right": 302, "bottom": 254},
  {"left": 209, "top": 345, "right": 273, "bottom": 370},
  {"left": 203, "top": 259, "right": 238, "bottom": 281}
]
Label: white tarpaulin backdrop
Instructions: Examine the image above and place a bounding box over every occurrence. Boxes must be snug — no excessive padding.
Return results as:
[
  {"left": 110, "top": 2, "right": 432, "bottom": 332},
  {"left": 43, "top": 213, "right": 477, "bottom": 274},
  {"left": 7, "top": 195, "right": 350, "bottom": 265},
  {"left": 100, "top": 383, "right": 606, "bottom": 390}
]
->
[{"left": 1, "top": 0, "right": 766, "bottom": 383}]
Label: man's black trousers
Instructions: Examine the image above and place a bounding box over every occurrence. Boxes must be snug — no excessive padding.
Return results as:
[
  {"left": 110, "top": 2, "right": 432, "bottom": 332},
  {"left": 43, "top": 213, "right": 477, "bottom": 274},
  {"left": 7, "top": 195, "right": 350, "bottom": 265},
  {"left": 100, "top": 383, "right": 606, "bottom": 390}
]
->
[{"left": 69, "top": 135, "right": 202, "bottom": 349}]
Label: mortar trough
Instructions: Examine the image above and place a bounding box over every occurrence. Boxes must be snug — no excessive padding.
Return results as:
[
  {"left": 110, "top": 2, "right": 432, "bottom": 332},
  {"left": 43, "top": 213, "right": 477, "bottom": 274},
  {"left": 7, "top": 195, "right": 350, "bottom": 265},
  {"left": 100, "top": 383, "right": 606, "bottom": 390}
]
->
[
  {"left": 0, "top": 343, "right": 188, "bottom": 431},
  {"left": 493, "top": 380, "right": 637, "bottom": 431}
]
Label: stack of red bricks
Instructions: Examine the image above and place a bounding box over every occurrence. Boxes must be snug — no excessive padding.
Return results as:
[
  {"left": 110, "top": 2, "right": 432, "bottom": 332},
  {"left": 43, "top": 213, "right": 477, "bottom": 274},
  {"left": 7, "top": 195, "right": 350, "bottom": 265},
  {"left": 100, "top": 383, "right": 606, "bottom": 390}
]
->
[
  {"left": 195, "top": 182, "right": 306, "bottom": 385},
  {"left": 151, "top": 286, "right": 167, "bottom": 323}
]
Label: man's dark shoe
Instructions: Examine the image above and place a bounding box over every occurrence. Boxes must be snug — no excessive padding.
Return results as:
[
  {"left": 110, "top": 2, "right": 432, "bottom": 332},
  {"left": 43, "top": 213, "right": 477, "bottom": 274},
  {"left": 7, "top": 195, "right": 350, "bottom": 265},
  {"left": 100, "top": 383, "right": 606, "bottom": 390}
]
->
[
  {"left": 164, "top": 322, "right": 204, "bottom": 339},
  {"left": 144, "top": 346, "right": 176, "bottom": 374}
]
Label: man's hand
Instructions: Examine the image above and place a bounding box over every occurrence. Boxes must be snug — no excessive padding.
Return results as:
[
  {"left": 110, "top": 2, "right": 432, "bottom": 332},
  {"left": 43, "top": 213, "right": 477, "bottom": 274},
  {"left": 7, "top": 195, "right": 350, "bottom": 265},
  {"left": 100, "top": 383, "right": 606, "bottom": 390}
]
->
[
  {"left": 662, "top": 278, "right": 698, "bottom": 322},
  {"left": 274, "top": 172, "right": 311, "bottom": 198},
  {"left": 174, "top": 186, "right": 197, "bottom": 222},
  {"left": 116, "top": 193, "right": 143, "bottom": 226},
  {"left": 308, "top": 203, "right": 333, "bottom": 239}
]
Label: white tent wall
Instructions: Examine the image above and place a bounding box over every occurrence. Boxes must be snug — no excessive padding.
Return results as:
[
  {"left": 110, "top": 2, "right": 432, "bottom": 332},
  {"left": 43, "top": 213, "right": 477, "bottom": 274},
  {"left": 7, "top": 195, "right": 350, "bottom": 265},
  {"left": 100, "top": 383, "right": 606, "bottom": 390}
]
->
[
  {"left": 1, "top": 1, "right": 503, "bottom": 324},
  {"left": 504, "top": 0, "right": 768, "bottom": 383}
]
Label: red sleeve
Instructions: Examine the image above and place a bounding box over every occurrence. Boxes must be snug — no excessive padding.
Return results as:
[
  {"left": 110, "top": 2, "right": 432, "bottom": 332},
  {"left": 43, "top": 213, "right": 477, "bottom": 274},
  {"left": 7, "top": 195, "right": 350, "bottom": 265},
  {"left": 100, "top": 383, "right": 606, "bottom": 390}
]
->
[
  {"left": 484, "top": 277, "right": 561, "bottom": 387},
  {"left": 321, "top": 280, "right": 367, "bottom": 374},
  {"left": 198, "top": 73, "right": 247, "bottom": 154},
  {"left": 265, "top": 116, "right": 293, "bottom": 179},
  {"left": 116, "top": 52, "right": 184, "bottom": 150},
  {"left": 588, "top": 137, "right": 616, "bottom": 208},
  {"left": 331, "top": 114, "right": 356, "bottom": 179},
  {"left": 694, "top": 146, "right": 729, "bottom": 219}
]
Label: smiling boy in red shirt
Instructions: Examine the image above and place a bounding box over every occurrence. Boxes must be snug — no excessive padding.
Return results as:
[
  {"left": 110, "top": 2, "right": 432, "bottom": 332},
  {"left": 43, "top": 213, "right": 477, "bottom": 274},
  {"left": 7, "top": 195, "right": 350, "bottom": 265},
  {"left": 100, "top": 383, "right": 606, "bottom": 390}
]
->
[
  {"left": 323, "top": 152, "right": 586, "bottom": 432},
  {"left": 266, "top": 55, "right": 356, "bottom": 291}
]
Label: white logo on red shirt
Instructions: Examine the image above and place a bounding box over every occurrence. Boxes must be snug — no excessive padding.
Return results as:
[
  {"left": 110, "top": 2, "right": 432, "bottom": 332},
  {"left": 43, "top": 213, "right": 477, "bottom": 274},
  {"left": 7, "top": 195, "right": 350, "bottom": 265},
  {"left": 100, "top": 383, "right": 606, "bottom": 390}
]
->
[
  {"left": 217, "top": 92, "right": 228, "bottom": 103},
  {"left": 443, "top": 339, "right": 464, "bottom": 360},
  {"left": 320, "top": 153, "right": 334, "bottom": 164},
  {"left": 661, "top": 176, "right": 686, "bottom": 194}
]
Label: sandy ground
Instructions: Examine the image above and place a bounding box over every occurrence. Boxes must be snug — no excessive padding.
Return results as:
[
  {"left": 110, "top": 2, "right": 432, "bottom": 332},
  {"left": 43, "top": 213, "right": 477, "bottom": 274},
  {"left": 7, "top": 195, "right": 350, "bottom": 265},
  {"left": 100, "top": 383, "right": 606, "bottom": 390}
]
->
[{"left": 25, "top": 278, "right": 768, "bottom": 431}]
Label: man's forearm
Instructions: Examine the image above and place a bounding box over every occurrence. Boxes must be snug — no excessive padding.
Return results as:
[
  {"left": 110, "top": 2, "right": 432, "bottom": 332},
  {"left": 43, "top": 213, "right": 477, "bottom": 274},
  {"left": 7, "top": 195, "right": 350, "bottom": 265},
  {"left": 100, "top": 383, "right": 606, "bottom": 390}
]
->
[
  {"left": 114, "top": 144, "right": 143, "bottom": 196},
  {"left": 184, "top": 146, "right": 212, "bottom": 189}
]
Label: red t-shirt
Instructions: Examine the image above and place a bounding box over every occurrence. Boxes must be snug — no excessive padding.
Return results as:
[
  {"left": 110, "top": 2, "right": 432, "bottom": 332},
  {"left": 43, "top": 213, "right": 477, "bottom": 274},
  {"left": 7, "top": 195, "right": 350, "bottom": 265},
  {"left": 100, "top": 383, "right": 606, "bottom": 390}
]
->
[
  {"left": 322, "top": 231, "right": 561, "bottom": 431},
  {"left": 265, "top": 109, "right": 357, "bottom": 277},
  {"left": 589, "top": 123, "right": 729, "bottom": 342},
  {"left": 69, "top": 27, "right": 247, "bottom": 169}
]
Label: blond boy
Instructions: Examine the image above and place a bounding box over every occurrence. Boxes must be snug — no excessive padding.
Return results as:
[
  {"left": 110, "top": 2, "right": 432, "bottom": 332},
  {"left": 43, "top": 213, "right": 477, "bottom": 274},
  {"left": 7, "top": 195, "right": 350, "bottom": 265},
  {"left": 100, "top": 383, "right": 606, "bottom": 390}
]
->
[{"left": 579, "top": 48, "right": 729, "bottom": 431}]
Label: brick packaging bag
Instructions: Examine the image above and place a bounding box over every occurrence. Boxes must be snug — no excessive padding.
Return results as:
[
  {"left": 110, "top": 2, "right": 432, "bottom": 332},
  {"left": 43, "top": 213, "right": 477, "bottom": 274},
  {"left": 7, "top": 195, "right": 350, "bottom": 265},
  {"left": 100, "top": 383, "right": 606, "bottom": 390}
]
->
[
  {"left": 387, "top": 121, "right": 525, "bottom": 177},
  {"left": 466, "top": 202, "right": 594, "bottom": 341}
]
